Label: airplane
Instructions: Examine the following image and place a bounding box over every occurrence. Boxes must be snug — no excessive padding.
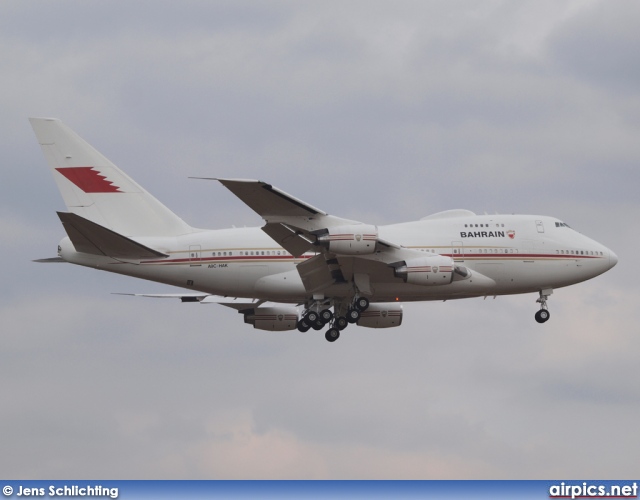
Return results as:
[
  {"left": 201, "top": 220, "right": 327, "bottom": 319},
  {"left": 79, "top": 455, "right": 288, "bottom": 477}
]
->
[{"left": 30, "top": 117, "right": 618, "bottom": 342}]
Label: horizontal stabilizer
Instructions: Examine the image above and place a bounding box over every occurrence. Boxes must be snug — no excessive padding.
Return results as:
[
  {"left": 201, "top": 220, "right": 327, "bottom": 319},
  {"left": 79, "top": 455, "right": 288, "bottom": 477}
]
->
[
  {"left": 58, "top": 212, "right": 168, "bottom": 259},
  {"left": 33, "top": 257, "right": 66, "bottom": 263}
]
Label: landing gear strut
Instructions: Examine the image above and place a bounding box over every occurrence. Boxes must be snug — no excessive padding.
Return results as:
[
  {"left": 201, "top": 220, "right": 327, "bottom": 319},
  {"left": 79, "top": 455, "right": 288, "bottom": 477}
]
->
[
  {"left": 535, "top": 289, "right": 552, "bottom": 324},
  {"left": 305, "top": 295, "right": 371, "bottom": 342}
]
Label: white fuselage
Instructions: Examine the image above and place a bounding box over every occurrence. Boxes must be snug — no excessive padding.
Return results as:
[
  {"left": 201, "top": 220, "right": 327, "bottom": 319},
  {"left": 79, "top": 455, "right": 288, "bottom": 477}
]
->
[{"left": 58, "top": 214, "right": 617, "bottom": 304}]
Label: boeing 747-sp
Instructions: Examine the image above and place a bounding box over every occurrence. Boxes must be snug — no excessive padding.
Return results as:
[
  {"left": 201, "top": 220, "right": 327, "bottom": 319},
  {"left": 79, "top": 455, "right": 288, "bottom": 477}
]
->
[{"left": 31, "top": 118, "right": 618, "bottom": 342}]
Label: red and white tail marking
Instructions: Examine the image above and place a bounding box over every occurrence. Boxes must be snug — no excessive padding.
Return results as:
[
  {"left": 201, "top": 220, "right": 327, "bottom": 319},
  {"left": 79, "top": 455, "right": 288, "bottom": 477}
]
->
[
  {"left": 55, "top": 167, "right": 122, "bottom": 193},
  {"left": 30, "top": 117, "right": 193, "bottom": 237}
]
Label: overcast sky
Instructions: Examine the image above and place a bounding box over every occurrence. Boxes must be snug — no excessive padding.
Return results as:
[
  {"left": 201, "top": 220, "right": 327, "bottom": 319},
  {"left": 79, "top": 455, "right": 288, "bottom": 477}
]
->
[{"left": 1, "top": 0, "right": 638, "bottom": 479}]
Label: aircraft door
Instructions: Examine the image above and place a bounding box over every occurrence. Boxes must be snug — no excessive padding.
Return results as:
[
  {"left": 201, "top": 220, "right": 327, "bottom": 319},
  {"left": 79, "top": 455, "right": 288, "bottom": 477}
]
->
[
  {"left": 189, "top": 245, "right": 201, "bottom": 266},
  {"left": 535, "top": 220, "right": 545, "bottom": 233},
  {"left": 451, "top": 241, "right": 464, "bottom": 262}
]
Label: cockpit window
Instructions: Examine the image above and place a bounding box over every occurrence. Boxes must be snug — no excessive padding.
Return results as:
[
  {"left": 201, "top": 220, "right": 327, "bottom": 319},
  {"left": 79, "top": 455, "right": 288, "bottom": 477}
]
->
[{"left": 555, "top": 222, "right": 571, "bottom": 228}]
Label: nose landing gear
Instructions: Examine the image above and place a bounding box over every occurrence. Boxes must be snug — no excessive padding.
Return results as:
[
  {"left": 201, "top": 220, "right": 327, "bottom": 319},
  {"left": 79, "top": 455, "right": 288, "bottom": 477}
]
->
[
  {"left": 535, "top": 289, "right": 553, "bottom": 323},
  {"left": 535, "top": 309, "right": 550, "bottom": 323}
]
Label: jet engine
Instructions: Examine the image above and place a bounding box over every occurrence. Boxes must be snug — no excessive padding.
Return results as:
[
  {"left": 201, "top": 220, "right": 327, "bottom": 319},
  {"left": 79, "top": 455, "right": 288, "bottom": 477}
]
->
[
  {"left": 315, "top": 224, "right": 378, "bottom": 255},
  {"left": 357, "top": 303, "right": 403, "bottom": 328},
  {"left": 392, "top": 255, "right": 456, "bottom": 286},
  {"left": 244, "top": 306, "right": 299, "bottom": 331}
]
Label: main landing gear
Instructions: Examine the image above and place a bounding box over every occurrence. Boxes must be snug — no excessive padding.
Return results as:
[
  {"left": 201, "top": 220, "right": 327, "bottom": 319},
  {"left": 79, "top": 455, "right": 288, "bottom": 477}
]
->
[
  {"left": 325, "top": 328, "right": 340, "bottom": 342},
  {"left": 535, "top": 289, "right": 553, "bottom": 324},
  {"left": 299, "top": 296, "right": 370, "bottom": 342},
  {"left": 297, "top": 307, "right": 333, "bottom": 333}
]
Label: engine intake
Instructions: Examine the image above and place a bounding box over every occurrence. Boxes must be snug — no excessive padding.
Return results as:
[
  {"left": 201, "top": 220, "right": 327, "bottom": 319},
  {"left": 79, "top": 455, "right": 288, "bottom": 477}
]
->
[
  {"left": 393, "top": 255, "right": 456, "bottom": 286},
  {"left": 315, "top": 224, "right": 378, "bottom": 255},
  {"left": 244, "top": 306, "right": 299, "bottom": 331},
  {"left": 357, "top": 303, "right": 403, "bottom": 328}
]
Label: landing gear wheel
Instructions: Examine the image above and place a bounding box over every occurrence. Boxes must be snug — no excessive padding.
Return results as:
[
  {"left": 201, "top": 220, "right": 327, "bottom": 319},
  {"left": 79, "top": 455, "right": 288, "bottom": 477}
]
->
[
  {"left": 355, "top": 297, "right": 370, "bottom": 312},
  {"left": 346, "top": 308, "right": 361, "bottom": 324},
  {"left": 297, "top": 320, "right": 310, "bottom": 332},
  {"left": 535, "top": 309, "right": 550, "bottom": 323},
  {"left": 319, "top": 309, "right": 333, "bottom": 324},
  {"left": 306, "top": 311, "right": 319, "bottom": 323},
  {"left": 311, "top": 320, "right": 324, "bottom": 331},
  {"left": 325, "top": 328, "right": 340, "bottom": 342},
  {"left": 335, "top": 316, "right": 349, "bottom": 330}
]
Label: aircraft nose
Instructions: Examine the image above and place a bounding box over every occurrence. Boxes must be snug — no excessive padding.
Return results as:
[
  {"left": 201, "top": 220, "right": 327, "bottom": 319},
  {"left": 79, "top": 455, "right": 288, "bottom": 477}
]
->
[{"left": 609, "top": 249, "right": 618, "bottom": 269}]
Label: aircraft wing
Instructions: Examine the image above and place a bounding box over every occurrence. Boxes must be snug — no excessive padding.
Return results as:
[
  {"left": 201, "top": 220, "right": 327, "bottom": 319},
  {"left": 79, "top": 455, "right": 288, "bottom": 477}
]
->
[
  {"left": 114, "top": 293, "right": 264, "bottom": 307},
  {"left": 215, "top": 178, "right": 328, "bottom": 219},
  {"left": 195, "top": 178, "right": 364, "bottom": 256},
  {"left": 206, "top": 178, "right": 475, "bottom": 296}
]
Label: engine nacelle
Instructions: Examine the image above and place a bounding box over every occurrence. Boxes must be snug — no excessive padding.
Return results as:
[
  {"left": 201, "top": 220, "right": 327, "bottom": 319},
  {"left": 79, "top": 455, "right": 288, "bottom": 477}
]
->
[
  {"left": 357, "top": 303, "right": 403, "bottom": 328},
  {"left": 315, "top": 224, "right": 378, "bottom": 255},
  {"left": 393, "top": 255, "right": 455, "bottom": 286},
  {"left": 244, "top": 306, "right": 299, "bottom": 331}
]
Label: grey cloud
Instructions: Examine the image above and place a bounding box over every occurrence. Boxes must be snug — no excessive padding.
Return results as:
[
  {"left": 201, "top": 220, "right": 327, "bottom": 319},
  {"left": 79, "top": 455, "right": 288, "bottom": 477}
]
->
[
  {"left": 1, "top": 0, "right": 638, "bottom": 479},
  {"left": 547, "top": 1, "right": 640, "bottom": 93}
]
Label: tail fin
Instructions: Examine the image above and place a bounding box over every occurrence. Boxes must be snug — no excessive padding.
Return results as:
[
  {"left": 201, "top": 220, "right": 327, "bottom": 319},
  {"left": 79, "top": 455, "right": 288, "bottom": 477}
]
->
[{"left": 29, "top": 117, "right": 193, "bottom": 237}]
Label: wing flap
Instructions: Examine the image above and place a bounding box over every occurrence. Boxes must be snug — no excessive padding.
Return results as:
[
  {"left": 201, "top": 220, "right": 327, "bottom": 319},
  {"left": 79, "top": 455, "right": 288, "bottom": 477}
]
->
[
  {"left": 295, "top": 247, "right": 440, "bottom": 296},
  {"left": 261, "top": 222, "right": 315, "bottom": 256},
  {"left": 296, "top": 254, "right": 338, "bottom": 293}
]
